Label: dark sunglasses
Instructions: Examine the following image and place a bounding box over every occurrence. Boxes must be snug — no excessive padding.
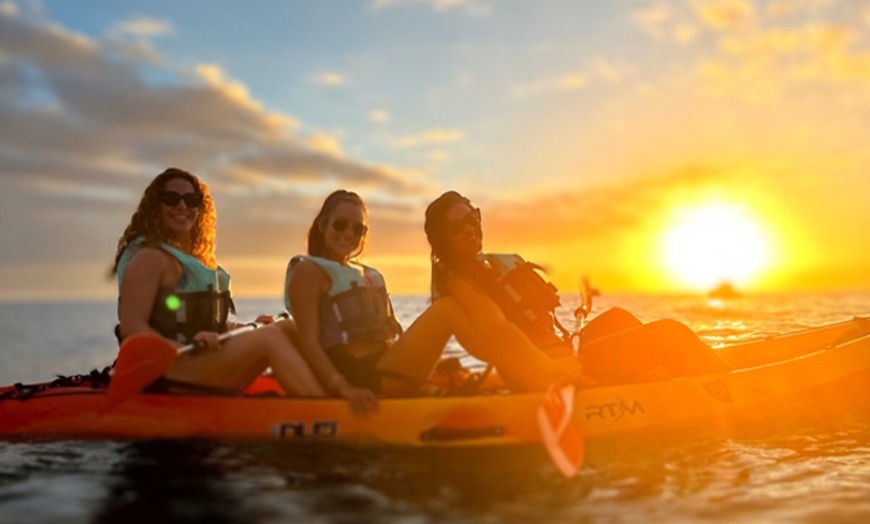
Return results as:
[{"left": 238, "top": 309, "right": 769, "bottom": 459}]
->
[
  {"left": 448, "top": 207, "right": 481, "bottom": 236},
  {"left": 158, "top": 191, "right": 204, "bottom": 209},
  {"left": 332, "top": 218, "right": 368, "bottom": 237}
]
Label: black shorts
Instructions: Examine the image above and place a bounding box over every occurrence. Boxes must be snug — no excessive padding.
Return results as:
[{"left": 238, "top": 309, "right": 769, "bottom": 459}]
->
[{"left": 325, "top": 345, "right": 387, "bottom": 393}]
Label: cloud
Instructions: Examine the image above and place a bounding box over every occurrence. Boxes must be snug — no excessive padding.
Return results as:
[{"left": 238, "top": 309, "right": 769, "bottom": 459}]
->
[
  {"left": 0, "top": 1, "right": 17, "bottom": 17},
  {"left": 111, "top": 16, "right": 174, "bottom": 38},
  {"left": 510, "top": 73, "right": 588, "bottom": 98},
  {"left": 697, "top": 22, "right": 870, "bottom": 100},
  {"left": 370, "top": 0, "right": 491, "bottom": 16},
  {"left": 310, "top": 71, "right": 347, "bottom": 86},
  {"left": 767, "top": 0, "right": 837, "bottom": 18},
  {"left": 482, "top": 165, "right": 740, "bottom": 247},
  {"left": 632, "top": 1, "right": 704, "bottom": 44},
  {"left": 305, "top": 132, "right": 345, "bottom": 156},
  {"left": 632, "top": 3, "right": 673, "bottom": 41},
  {"left": 0, "top": 7, "right": 428, "bottom": 299},
  {"left": 628, "top": 1, "right": 870, "bottom": 102},
  {"left": 391, "top": 129, "right": 464, "bottom": 148},
  {"left": 594, "top": 58, "right": 629, "bottom": 83},
  {"left": 370, "top": 109, "right": 391, "bottom": 123},
  {"left": 690, "top": 0, "right": 756, "bottom": 31},
  {"left": 426, "top": 150, "right": 449, "bottom": 163}
]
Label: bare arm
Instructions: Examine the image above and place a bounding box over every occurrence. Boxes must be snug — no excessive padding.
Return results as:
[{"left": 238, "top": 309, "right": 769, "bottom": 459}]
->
[
  {"left": 287, "top": 259, "right": 378, "bottom": 415},
  {"left": 287, "top": 260, "right": 342, "bottom": 385},
  {"left": 118, "top": 247, "right": 179, "bottom": 342},
  {"left": 446, "top": 272, "right": 574, "bottom": 388}
]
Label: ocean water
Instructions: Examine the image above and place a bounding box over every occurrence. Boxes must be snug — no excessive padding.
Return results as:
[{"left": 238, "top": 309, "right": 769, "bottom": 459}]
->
[{"left": 1, "top": 291, "right": 870, "bottom": 523}]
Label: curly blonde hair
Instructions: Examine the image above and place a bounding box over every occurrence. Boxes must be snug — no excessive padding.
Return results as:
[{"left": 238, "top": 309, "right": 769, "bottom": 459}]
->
[{"left": 111, "top": 168, "right": 218, "bottom": 274}]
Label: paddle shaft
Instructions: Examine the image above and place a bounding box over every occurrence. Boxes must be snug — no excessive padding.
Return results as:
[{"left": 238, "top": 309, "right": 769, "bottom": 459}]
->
[
  {"left": 105, "top": 314, "right": 289, "bottom": 408},
  {"left": 182, "top": 312, "right": 290, "bottom": 355}
]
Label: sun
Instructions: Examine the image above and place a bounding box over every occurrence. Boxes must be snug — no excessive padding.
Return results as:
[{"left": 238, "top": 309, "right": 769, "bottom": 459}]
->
[{"left": 658, "top": 202, "right": 774, "bottom": 292}]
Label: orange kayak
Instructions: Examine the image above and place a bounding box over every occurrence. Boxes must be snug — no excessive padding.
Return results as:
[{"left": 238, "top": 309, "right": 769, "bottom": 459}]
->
[{"left": 1, "top": 318, "right": 868, "bottom": 445}]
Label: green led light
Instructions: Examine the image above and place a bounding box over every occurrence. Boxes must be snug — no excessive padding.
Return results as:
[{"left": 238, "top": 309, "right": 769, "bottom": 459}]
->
[{"left": 165, "top": 294, "right": 181, "bottom": 311}]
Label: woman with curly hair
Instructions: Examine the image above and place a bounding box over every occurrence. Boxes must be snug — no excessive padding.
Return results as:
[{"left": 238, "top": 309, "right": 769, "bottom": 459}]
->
[{"left": 113, "top": 168, "right": 324, "bottom": 396}]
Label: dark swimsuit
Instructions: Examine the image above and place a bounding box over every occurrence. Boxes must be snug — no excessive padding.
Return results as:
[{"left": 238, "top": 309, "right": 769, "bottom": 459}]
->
[{"left": 325, "top": 344, "right": 389, "bottom": 393}]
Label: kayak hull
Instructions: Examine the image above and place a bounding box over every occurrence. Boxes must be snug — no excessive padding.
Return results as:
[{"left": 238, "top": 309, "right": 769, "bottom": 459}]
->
[{"left": 2, "top": 318, "right": 869, "bottom": 445}]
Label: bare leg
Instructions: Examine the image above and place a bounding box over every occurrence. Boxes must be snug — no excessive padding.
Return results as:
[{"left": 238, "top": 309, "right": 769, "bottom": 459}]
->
[
  {"left": 580, "top": 307, "right": 643, "bottom": 345},
  {"left": 165, "top": 322, "right": 326, "bottom": 396},
  {"left": 378, "top": 297, "right": 582, "bottom": 395},
  {"left": 579, "top": 318, "right": 731, "bottom": 385}
]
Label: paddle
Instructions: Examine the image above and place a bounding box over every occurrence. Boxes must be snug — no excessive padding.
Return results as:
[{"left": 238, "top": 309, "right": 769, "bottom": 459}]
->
[
  {"left": 574, "top": 277, "right": 594, "bottom": 326},
  {"left": 571, "top": 277, "right": 595, "bottom": 352},
  {"left": 536, "top": 277, "right": 595, "bottom": 477},
  {"left": 537, "top": 382, "right": 584, "bottom": 477},
  {"left": 104, "top": 317, "right": 281, "bottom": 408}
]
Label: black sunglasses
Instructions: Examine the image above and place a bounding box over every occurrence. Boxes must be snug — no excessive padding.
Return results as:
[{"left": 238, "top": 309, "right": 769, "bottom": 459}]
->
[
  {"left": 332, "top": 218, "right": 368, "bottom": 237},
  {"left": 158, "top": 191, "right": 204, "bottom": 209},
  {"left": 448, "top": 208, "right": 481, "bottom": 236}
]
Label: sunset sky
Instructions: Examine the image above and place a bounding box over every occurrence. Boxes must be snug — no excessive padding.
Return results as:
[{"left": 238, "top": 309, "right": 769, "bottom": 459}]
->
[{"left": 1, "top": 0, "right": 869, "bottom": 301}]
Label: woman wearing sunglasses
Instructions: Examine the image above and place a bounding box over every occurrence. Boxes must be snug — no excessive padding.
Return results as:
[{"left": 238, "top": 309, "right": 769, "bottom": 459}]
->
[
  {"left": 286, "top": 190, "right": 585, "bottom": 415},
  {"left": 401, "top": 190, "right": 731, "bottom": 388},
  {"left": 112, "top": 168, "right": 324, "bottom": 396}
]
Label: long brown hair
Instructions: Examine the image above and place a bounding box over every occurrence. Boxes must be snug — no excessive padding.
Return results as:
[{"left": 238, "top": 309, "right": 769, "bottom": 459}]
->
[
  {"left": 306, "top": 190, "right": 368, "bottom": 260},
  {"left": 424, "top": 190, "right": 481, "bottom": 297},
  {"left": 111, "top": 168, "right": 217, "bottom": 274}
]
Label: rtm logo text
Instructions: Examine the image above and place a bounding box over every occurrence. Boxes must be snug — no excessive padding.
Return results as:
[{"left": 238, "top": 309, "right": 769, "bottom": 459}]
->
[{"left": 584, "top": 398, "right": 645, "bottom": 422}]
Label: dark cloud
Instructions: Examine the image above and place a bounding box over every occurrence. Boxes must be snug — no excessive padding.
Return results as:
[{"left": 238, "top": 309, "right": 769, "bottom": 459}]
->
[
  {"left": 0, "top": 9, "right": 421, "bottom": 193},
  {"left": 0, "top": 8, "right": 426, "bottom": 298}
]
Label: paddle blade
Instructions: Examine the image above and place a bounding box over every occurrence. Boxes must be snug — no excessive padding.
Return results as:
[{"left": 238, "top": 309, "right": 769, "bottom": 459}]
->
[
  {"left": 105, "top": 333, "right": 178, "bottom": 408},
  {"left": 538, "top": 383, "right": 584, "bottom": 478}
]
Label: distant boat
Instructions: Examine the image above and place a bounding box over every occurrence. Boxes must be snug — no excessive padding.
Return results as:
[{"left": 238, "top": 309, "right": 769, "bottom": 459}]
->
[{"left": 708, "top": 282, "right": 742, "bottom": 299}]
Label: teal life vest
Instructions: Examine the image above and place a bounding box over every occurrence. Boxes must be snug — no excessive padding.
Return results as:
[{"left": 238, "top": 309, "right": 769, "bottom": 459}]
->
[
  {"left": 475, "top": 253, "right": 566, "bottom": 346},
  {"left": 116, "top": 237, "right": 234, "bottom": 343},
  {"left": 284, "top": 255, "right": 402, "bottom": 350}
]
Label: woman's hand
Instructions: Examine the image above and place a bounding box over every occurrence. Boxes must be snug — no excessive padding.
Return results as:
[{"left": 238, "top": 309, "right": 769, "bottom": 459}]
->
[
  {"left": 226, "top": 315, "right": 275, "bottom": 331},
  {"left": 332, "top": 379, "right": 379, "bottom": 418},
  {"left": 191, "top": 331, "right": 221, "bottom": 352}
]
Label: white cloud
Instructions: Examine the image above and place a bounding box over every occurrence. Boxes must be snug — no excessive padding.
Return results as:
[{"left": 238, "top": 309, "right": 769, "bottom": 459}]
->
[
  {"left": 632, "top": 3, "right": 672, "bottom": 40},
  {"left": 111, "top": 16, "right": 174, "bottom": 38},
  {"left": 689, "top": 0, "right": 756, "bottom": 31},
  {"left": 0, "top": 1, "right": 18, "bottom": 17},
  {"left": 594, "top": 58, "right": 629, "bottom": 83},
  {"left": 311, "top": 71, "right": 347, "bottom": 86},
  {"left": 370, "top": 109, "right": 391, "bottom": 123},
  {"left": 370, "top": 0, "right": 491, "bottom": 15},
  {"left": 510, "top": 73, "right": 588, "bottom": 98},
  {"left": 0, "top": 7, "right": 426, "bottom": 299},
  {"left": 391, "top": 129, "right": 464, "bottom": 148},
  {"left": 306, "top": 132, "right": 344, "bottom": 156},
  {"left": 426, "top": 150, "right": 449, "bottom": 162}
]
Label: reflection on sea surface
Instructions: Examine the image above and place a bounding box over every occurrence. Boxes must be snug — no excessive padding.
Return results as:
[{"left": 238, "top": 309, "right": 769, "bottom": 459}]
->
[
  {"left": 2, "top": 417, "right": 870, "bottom": 522},
  {"left": 95, "top": 441, "right": 260, "bottom": 523}
]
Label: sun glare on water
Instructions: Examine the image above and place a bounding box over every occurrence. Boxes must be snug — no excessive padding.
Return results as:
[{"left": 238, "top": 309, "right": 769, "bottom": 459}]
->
[{"left": 659, "top": 203, "right": 774, "bottom": 292}]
